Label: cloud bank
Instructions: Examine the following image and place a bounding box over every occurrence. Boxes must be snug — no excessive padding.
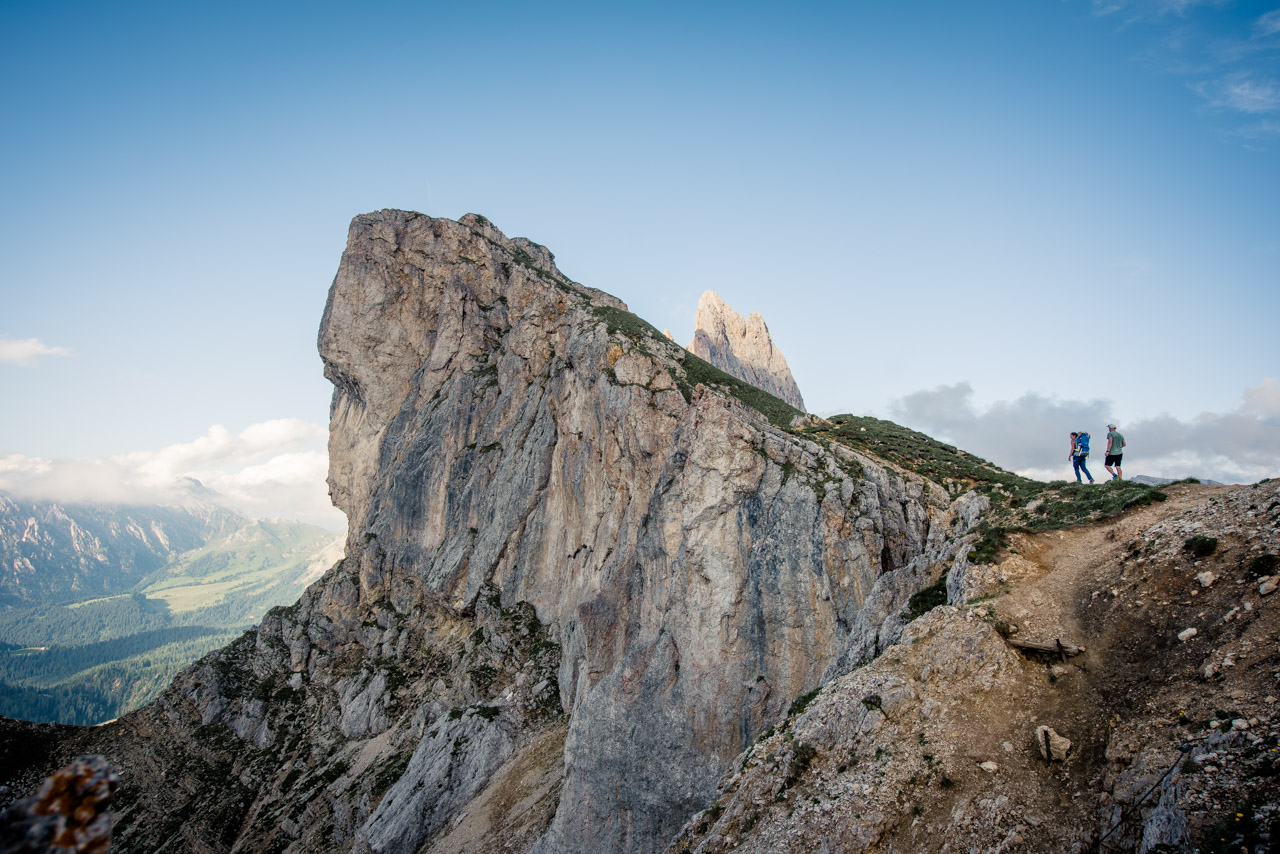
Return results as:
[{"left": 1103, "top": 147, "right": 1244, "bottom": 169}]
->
[
  {"left": 0, "top": 419, "right": 344, "bottom": 529},
  {"left": 889, "top": 379, "right": 1280, "bottom": 484},
  {"left": 0, "top": 335, "right": 70, "bottom": 366}
]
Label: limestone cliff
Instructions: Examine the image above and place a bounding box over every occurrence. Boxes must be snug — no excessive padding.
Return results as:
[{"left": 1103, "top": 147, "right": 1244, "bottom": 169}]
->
[
  {"left": 687, "top": 291, "right": 805, "bottom": 411},
  {"left": 314, "top": 211, "right": 975, "bottom": 853},
  {"left": 0, "top": 212, "right": 981, "bottom": 854}
]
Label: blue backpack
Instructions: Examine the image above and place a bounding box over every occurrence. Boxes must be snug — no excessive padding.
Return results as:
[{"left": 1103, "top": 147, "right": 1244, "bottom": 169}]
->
[{"left": 1075, "top": 433, "right": 1090, "bottom": 456}]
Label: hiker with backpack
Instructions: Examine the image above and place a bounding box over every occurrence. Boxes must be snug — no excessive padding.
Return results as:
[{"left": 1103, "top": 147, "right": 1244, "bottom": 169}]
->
[{"left": 1070, "top": 430, "right": 1094, "bottom": 484}]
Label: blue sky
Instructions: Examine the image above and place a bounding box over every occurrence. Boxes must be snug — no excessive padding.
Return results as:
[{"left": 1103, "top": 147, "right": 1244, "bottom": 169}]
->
[{"left": 2, "top": 0, "right": 1278, "bottom": 524}]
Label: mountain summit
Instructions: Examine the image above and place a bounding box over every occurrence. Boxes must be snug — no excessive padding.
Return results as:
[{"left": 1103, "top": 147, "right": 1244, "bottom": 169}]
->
[{"left": 687, "top": 290, "right": 805, "bottom": 411}]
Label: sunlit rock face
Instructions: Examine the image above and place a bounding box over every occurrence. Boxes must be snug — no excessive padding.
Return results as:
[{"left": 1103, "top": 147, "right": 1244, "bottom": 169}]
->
[
  {"left": 687, "top": 290, "right": 806, "bottom": 411},
  {"left": 317, "top": 212, "right": 973, "bottom": 853}
]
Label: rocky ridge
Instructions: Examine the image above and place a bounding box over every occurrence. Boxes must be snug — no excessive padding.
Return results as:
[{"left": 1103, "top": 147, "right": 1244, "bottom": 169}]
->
[
  {"left": 315, "top": 211, "right": 976, "bottom": 854},
  {"left": 0, "top": 212, "right": 984, "bottom": 854},
  {"left": 687, "top": 291, "right": 805, "bottom": 411}
]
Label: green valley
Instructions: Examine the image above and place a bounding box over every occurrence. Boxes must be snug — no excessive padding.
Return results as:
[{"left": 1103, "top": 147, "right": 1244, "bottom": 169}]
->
[{"left": 0, "top": 511, "right": 341, "bottom": 725}]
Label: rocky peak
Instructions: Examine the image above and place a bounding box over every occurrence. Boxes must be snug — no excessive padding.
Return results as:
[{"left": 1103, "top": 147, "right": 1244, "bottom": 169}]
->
[{"left": 687, "top": 290, "right": 805, "bottom": 411}]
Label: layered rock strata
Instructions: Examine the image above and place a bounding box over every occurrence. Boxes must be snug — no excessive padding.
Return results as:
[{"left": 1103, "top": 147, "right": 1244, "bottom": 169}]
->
[
  {"left": 687, "top": 291, "right": 805, "bottom": 411},
  {"left": 0, "top": 212, "right": 983, "bottom": 854}
]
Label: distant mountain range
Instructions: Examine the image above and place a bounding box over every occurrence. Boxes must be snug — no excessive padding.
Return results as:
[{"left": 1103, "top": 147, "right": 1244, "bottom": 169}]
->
[
  {"left": 0, "top": 491, "right": 245, "bottom": 607},
  {"left": 0, "top": 491, "right": 343, "bottom": 724},
  {"left": 1130, "top": 475, "right": 1226, "bottom": 486}
]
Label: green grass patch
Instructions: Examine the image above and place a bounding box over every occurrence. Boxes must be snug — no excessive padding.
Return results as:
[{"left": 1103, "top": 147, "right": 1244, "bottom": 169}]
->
[
  {"left": 789, "top": 687, "right": 821, "bottom": 717},
  {"left": 509, "top": 246, "right": 575, "bottom": 293},
  {"left": 783, "top": 741, "right": 817, "bottom": 789},
  {"left": 590, "top": 304, "right": 667, "bottom": 344},
  {"left": 678, "top": 350, "right": 802, "bottom": 429},
  {"left": 967, "top": 524, "right": 1008, "bottom": 565},
  {"left": 1018, "top": 481, "right": 1167, "bottom": 531},
  {"left": 1201, "top": 800, "right": 1265, "bottom": 854},
  {"left": 1247, "top": 553, "right": 1278, "bottom": 578},
  {"left": 817, "top": 415, "right": 1033, "bottom": 501},
  {"left": 904, "top": 576, "right": 948, "bottom": 621},
  {"left": 588, "top": 301, "right": 802, "bottom": 429},
  {"left": 1185, "top": 535, "right": 1219, "bottom": 558},
  {"left": 808, "top": 415, "right": 1170, "bottom": 534}
]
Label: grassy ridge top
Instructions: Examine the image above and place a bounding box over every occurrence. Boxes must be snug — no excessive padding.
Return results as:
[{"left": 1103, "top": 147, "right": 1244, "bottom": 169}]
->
[
  {"left": 800, "top": 414, "right": 1169, "bottom": 534},
  {"left": 803, "top": 415, "right": 1033, "bottom": 498}
]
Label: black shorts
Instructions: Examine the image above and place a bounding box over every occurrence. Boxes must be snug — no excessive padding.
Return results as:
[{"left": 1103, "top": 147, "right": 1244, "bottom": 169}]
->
[{"left": 1105, "top": 453, "right": 1123, "bottom": 466}]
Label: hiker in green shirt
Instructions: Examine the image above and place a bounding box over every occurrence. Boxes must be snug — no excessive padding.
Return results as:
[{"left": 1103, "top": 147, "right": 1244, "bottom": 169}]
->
[{"left": 1104, "top": 424, "right": 1126, "bottom": 481}]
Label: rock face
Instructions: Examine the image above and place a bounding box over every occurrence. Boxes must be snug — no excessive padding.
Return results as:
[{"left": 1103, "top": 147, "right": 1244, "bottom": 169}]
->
[
  {"left": 687, "top": 291, "right": 805, "bottom": 411},
  {"left": 666, "top": 607, "right": 1036, "bottom": 854},
  {"left": 315, "top": 212, "right": 971, "bottom": 853},
  {"left": 0, "top": 212, "right": 978, "bottom": 854}
]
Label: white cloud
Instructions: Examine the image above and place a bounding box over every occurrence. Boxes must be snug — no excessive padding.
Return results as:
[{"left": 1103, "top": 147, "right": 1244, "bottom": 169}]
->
[
  {"left": 239, "top": 419, "right": 327, "bottom": 453},
  {"left": 0, "top": 335, "right": 70, "bottom": 366},
  {"left": 1228, "top": 117, "right": 1280, "bottom": 143},
  {"left": 187, "top": 450, "right": 336, "bottom": 525},
  {"left": 1091, "top": 0, "right": 1129, "bottom": 17},
  {"left": 0, "top": 420, "right": 343, "bottom": 528},
  {"left": 889, "top": 379, "right": 1280, "bottom": 484},
  {"left": 1191, "top": 73, "right": 1280, "bottom": 114},
  {"left": 1243, "top": 377, "right": 1280, "bottom": 416},
  {"left": 1084, "top": 1, "right": 1280, "bottom": 145},
  {"left": 1092, "top": 0, "right": 1230, "bottom": 18},
  {"left": 1257, "top": 9, "right": 1280, "bottom": 37},
  {"left": 1222, "top": 73, "right": 1280, "bottom": 113}
]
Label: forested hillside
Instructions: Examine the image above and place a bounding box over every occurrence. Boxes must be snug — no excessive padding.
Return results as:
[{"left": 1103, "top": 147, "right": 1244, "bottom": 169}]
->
[{"left": 0, "top": 507, "right": 341, "bottom": 725}]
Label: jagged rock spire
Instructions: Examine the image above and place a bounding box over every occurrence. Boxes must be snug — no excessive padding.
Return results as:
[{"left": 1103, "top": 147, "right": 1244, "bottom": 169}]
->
[{"left": 687, "top": 290, "right": 806, "bottom": 411}]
